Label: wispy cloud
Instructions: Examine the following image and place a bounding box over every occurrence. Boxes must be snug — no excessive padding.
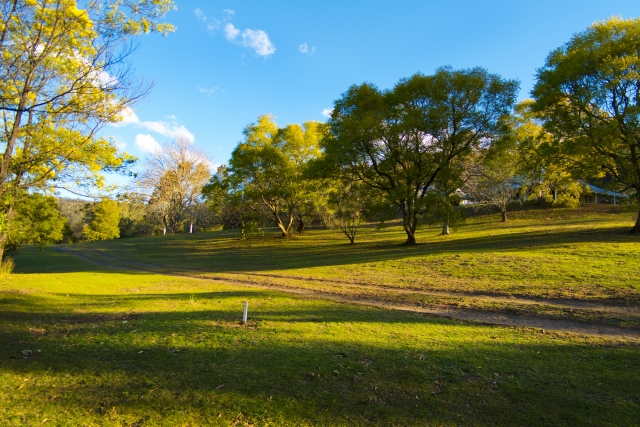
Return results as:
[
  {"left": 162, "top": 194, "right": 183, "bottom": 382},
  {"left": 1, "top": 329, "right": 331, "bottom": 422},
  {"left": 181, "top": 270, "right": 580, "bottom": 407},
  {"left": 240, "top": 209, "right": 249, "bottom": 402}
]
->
[
  {"left": 111, "top": 108, "right": 195, "bottom": 143},
  {"left": 194, "top": 8, "right": 220, "bottom": 31},
  {"left": 321, "top": 108, "right": 333, "bottom": 118},
  {"left": 198, "top": 86, "right": 223, "bottom": 96},
  {"left": 299, "top": 43, "right": 316, "bottom": 55},
  {"left": 225, "top": 23, "right": 275, "bottom": 57},
  {"left": 135, "top": 134, "right": 162, "bottom": 153}
]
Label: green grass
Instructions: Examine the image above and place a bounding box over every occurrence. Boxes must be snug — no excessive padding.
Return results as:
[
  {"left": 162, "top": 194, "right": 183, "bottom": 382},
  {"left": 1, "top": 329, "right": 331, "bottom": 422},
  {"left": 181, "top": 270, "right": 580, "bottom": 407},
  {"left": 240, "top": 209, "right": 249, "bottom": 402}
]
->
[
  {"left": 2, "top": 205, "right": 639, "bottom": 425},
  {"left": 71, "top": 205, "right": 640, "bottom": 301}
]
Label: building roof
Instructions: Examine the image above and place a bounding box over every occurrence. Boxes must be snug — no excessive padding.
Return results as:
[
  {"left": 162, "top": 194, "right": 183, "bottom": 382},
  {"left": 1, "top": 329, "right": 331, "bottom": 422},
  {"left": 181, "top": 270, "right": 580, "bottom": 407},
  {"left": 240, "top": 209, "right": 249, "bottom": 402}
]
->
[{"left": 580, "top": 182, "right": 631, "bottom": 198}]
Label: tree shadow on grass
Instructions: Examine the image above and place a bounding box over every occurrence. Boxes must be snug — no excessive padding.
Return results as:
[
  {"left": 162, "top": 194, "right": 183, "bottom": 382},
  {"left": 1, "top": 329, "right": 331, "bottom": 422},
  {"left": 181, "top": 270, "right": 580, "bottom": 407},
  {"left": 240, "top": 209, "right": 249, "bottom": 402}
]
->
[{"left": 1, "top": 290, "right": 639, "bottom": 426}]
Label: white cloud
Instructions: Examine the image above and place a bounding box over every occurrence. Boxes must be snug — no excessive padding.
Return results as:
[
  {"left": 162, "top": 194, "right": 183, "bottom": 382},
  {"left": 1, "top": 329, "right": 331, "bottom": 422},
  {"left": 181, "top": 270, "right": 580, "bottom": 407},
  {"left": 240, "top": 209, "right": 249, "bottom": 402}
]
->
[
  {"left": 321, "top": 108, "right": 333, "bottom": 118},
  {"left": 135, "top": 134, "right": 162, "bottom": 153},
  {"left": 243, "top": 29, "right": 276, "bottom": 57},
  {"left": 197, "top": 10, "right": 275, "bottom": 57},
  {"left": 111, "top": 106, "right": 139, "bottom": 127},
  {"left": 110, "top": 109, "right": 195, "bottom": 143},
  {"left": 141, "top": 121, "right": 195, "bottom": 143},
  {"left": 225, "top": 23, "right": 275, "bottom": 57},
  {"left": 225, "top": 23, "right": 240, "bottom": 40}
]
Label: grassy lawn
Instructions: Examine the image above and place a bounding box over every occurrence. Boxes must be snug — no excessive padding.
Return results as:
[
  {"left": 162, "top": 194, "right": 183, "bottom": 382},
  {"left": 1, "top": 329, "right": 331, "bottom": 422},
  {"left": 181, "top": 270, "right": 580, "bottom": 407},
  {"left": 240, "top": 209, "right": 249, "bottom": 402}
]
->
[
  {"left": 74, "top": 205, "right": 640, "bottom": 301},
  {"left": 1, "top": 205, "right": 639, "bottom": 425},
  {"left": 56, "top": 205, "right": 640, "bottom": 329}
]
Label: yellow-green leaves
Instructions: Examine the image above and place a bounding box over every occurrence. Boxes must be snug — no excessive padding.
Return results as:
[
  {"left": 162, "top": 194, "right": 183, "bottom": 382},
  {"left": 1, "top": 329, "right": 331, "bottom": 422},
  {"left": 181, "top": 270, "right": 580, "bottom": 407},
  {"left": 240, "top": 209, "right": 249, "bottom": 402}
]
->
[{"left": 532, "top": 17, "right": 640, "bottom": 231}]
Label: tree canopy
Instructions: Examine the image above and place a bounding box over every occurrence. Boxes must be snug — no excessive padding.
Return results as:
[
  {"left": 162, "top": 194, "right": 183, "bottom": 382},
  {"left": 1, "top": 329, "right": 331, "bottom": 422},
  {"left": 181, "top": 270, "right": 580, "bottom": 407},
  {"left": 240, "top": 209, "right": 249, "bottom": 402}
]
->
[
  {"left": 227, "top": 115, "right": 324, "bottom": 236},
  {"left": 0, "top": 0, "right": 175, "bottom": 258},
  {"left": 532, "top": 17, "right": 640, "bottom": 232},
  {"left": 322, "top": 67, "right": 518, "bottom": 244}
]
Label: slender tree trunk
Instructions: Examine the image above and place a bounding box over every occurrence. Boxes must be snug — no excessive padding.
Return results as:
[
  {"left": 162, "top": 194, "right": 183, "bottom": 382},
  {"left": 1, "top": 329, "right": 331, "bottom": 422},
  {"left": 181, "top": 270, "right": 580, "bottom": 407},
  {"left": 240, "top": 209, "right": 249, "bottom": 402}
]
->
[
  {"left": 441, "top": 215, "right": 450, "bottom": 236},
  {"left": 501, "top": 209, "right": 507, "bottom": 222},
  {"left": 296, "top": 216, "right": 305, "bottom": 234},
  {"left": 0, "top": 232, "right": 6, "bottom": 262}
]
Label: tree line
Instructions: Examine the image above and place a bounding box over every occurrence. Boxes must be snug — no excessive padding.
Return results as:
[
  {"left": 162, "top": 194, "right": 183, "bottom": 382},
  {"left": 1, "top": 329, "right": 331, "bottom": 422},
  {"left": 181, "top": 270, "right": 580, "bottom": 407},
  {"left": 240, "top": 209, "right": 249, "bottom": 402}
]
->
[{"left": 1, "top": 9, "right": 640, "bottom": 257}]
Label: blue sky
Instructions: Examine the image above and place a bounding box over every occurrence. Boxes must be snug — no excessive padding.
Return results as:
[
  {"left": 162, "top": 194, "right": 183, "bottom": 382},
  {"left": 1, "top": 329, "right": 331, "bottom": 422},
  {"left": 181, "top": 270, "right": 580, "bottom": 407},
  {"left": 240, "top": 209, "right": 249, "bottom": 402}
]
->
[{"left": 106, "top": 0, "right": 640, "bottom": 176}]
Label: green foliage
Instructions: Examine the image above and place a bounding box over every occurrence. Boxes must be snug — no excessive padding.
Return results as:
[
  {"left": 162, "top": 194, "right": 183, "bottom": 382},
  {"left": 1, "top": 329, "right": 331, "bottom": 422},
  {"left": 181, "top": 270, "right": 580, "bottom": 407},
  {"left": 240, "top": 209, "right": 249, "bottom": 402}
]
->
[
  {"left": 227, "top": 115, "right": 325, "bottom": 236},
  {"left": 323, "top": 67, "right": 518, "bottom": 244},
  {"left": 532, "top": 17, "right": 640, "bottom": 230},
  {"left": 82, "top": 198, "right": 121, "bottom": 241},
  {"left": 202, "top": 165, "right": 259, "bottom": 233},
  {"left": 8, "top": 193, "right": 66, "bottom": 252},
  {"left": 117, "top": 192, "right": 158, "bottom": 238},
  {"left": 0, "top": 0, "right": 176, "bottom": 258}
]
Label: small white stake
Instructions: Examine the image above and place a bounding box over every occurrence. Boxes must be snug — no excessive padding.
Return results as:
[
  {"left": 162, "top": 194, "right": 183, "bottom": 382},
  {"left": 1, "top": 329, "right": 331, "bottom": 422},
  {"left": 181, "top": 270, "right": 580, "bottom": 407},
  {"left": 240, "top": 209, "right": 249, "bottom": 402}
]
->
[{"left": 242, "top": 302, "right": 248, "bottom": 323}]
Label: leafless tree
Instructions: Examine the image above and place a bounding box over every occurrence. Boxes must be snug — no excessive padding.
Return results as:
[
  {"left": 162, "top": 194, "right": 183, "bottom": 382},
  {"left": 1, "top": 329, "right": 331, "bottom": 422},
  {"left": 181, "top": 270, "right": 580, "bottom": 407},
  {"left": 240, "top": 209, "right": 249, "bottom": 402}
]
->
[{"left": 140, "top": 136, "right": 211, "bottom": 234}]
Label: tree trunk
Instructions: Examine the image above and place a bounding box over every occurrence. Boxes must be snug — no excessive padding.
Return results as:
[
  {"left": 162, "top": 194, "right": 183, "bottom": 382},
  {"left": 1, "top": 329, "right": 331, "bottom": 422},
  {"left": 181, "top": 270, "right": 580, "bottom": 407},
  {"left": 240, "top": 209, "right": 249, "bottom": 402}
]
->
[
  {"left": 189, "top": 221, "right": 193, "bottom": 233},
  {"left": 296, "top": 216, "right": 305, "bottom": 234},
  {"left": 402, "top": 208, "right": 418, "bottom": 245},
  {"left": 0, "top": 232, "right": 6, "bottom": 262},
  {"left": 501, "top": 209, "right": 507, "bottom": 222},
  {"left": 441, "top": 215, "right": 450, "bottom": 235},
  {"left": 632, "top": 206, "right": 640, "bottom": 234}
]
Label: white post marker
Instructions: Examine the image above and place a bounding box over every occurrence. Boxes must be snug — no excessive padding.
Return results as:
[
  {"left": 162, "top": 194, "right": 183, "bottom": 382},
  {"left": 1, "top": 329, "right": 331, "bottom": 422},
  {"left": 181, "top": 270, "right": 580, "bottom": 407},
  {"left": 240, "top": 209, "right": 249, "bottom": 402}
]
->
[{"left": 242, "top": 302, "right": 248, "bottom": 323}]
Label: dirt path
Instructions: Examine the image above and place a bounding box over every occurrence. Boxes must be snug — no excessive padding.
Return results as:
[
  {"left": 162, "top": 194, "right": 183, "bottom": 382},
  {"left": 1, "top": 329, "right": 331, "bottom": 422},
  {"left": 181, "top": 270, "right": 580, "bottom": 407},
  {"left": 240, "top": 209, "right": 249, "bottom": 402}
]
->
[{"left": 57, "top": 246, "right": 640, "bottom": 342}]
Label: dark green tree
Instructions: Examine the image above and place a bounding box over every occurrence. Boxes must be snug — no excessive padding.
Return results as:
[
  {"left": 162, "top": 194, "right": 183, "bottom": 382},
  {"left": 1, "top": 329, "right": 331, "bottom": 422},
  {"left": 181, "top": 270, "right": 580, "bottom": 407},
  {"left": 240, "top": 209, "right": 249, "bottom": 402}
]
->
[{"left": 323, "top": 67, "right": 518, "bottom": 244}]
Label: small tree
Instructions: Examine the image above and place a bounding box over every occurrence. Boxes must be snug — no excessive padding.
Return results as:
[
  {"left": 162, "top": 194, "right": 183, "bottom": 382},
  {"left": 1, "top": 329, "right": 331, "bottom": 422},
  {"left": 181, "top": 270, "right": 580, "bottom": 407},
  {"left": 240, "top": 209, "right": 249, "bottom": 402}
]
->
[
  {"left": 7, "top": 193, "right": 66, "bottom": 253},
  {"left": 202, "top": 165, "right": 259, "bottom": 238},
  {"left": 83, "top": 198, "right": 121, "bottom": 241},
  {"left": 328, "top": 181, "right": 380, "bottom": 244},
  {"left": 468, "top": 150, "right": 521, "bottom": 222}
]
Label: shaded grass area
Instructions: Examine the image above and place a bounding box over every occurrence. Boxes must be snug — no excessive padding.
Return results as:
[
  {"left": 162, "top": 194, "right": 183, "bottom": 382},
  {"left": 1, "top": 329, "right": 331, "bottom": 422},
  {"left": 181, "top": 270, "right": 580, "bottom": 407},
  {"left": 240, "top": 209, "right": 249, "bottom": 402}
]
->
[
  {"left": 66, "top": 205, "right": 640, "bottom": 303},
  {"left": 2, "top": 249, "right": 640, "bottom": 426}
]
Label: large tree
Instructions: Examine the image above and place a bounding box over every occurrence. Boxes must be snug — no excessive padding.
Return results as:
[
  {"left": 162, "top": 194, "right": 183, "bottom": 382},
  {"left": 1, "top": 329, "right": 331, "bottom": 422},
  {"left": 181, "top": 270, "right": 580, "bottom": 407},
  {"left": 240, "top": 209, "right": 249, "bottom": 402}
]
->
[
  {"left": 227, "top": 115, "right": 324, "bottom": 237},
  {"left": 0, "top": 0, "right": 175, "bottom": 259},
  {"left": 532, "top": 17, "right": 640, "bottom": 233},
  {"left": 323, "top": 67, "right": 518, "bottom": 244}
]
